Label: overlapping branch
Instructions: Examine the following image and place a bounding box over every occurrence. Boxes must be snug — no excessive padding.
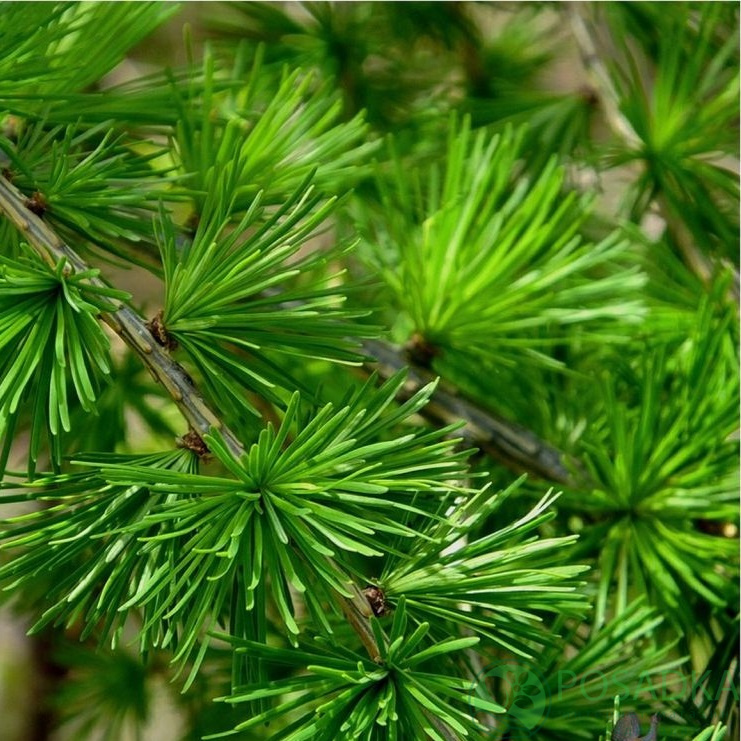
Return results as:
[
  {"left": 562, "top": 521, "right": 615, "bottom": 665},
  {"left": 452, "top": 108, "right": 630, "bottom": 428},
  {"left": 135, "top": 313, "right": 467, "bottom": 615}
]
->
[{"left": 263, "top": 289, "right": 581, "bottom": 487}]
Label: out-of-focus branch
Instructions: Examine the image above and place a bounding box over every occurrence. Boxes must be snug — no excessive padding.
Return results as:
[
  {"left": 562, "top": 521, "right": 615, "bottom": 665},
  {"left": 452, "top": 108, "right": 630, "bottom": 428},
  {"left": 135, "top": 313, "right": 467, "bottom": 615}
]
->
[
  {"left": 567, "top": 4, "right": 641, "bottom": 149},
  {"left": 567, "top": 3, "right": 737, "bottom": 295}
]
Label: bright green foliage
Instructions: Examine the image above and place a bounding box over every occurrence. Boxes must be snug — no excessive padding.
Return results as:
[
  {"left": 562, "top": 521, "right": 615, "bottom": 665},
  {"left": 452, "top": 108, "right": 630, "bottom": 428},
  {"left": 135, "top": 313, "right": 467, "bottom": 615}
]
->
[
  {"left": 98, "top": 373, "right": 471, "bottom": 653},
  {"left": 159, "top": 170, "right": 377, "bottom": 422},
  {"left": 214, "top": 598, "right": 504, "bottom": 740},
  {"left": 172, "top": 47, "right": 379, "bottom": 211},
  {"left": 692, "top": 725, "right": 728, "bottom": 741},
  {"left": 0, "top": 3, "right": 177, "bottom": 106},
  {"left": 0, "top": 372, "right": 473, "bottom": 689},
  {"left": 0, "top": 121, "right": 171, "bottom": 261},
  {"left": 359, "top": 116, "right": 646, "bottom": 369},
  {"left": 603, "top": 3, "right": 740, "bottom": 263},
  {"left": 0, "top": 247, "right": 128, "bottom": 476},
  {"left": 381, "top": 483, "right": 589, "bottom": 657},
  {"left": 564, "top": 291, "right": 739, "bottom": 630},
  {"left": 0, "top": 449, "right": 198, "bottom": 643}
]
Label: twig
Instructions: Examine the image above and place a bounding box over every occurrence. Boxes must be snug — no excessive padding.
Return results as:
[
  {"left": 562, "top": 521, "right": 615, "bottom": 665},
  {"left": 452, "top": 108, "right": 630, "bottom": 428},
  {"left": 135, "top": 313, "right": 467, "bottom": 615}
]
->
[
  {"left": 363, "top": 339, "right": 579, "bottom": 487},
  {"left": 0, "top": 176, "right": 242, "bottom": 460},
  {"left": 0, "top": 174, "right": 381, "bottom": 662},
  {"left": 337, "top": 582, "right": 382, "bottom": 663},
  {"left": 566, "top": 4, "right": 641, "bottom": 149}
]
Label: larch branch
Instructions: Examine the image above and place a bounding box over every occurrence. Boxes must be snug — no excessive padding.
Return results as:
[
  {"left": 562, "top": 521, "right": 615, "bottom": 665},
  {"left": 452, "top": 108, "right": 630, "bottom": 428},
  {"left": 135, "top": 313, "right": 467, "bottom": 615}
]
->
[{"left": 0, "top": 173, "right": 381, "bottom": 663}]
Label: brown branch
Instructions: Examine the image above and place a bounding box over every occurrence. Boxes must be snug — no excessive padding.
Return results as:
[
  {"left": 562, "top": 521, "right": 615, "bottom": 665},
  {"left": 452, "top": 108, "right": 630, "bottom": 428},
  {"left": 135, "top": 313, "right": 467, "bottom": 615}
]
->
[
  {"left": 0, "top": 174, "right": 380, "bottom": 662},
  {"left": 363, "top": 339, "right": 579, "bottom": 487}
]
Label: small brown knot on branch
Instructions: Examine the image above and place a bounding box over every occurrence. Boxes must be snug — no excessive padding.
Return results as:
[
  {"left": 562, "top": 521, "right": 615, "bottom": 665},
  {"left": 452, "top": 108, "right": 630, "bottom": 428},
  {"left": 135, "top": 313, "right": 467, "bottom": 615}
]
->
[
  {"left": 177, "top": 429, "right": 211, "bottom": 459},
  {"left": 185, "top": 211, "right": 200, "bottom": 235},
  {"left": 1, "top": 114, "right": 21, "bottom": 142},
  {"left": 696, "top": 519, "right": 739, "bottom": 538},
  {"left": 578, "top": 84, "right": 600, "bottom": 108},
  {"left": 363, "top": 586, "right": 390, "bottom": 617},
  {"left": 25, "top": 191, "right": 47, "bottom": 218},
  {"left": 405, "top": 332, "right": 441, "bottom": 369},
  {"left": 146, "top": 310, "right": 179, "bottom": 351}
]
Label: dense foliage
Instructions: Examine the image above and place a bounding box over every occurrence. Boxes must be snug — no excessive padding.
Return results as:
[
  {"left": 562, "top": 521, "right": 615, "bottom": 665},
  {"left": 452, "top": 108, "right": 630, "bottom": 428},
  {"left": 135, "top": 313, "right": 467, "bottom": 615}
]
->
[{"left": 0, "top": 3, "right": 737, "bottom": 740}]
